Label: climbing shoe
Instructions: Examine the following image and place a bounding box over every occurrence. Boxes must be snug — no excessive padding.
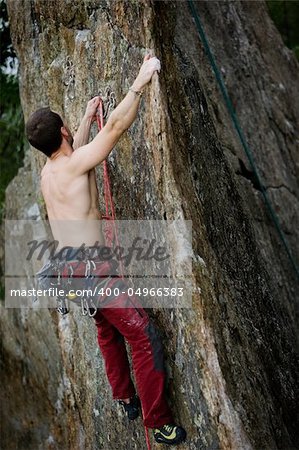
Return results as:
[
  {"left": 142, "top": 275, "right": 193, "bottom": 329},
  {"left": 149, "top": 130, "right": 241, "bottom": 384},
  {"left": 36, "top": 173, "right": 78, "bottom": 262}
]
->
[
  {"left": 118, "top": 394, "right": 140, "bottom": 420},
  {"left": 154, "top": 423, "right": 187, "bottom": 445}
]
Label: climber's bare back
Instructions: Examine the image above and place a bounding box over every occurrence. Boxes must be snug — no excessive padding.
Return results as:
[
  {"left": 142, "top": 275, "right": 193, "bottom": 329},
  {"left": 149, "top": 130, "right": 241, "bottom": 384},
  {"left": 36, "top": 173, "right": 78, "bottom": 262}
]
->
[
  {"left": 32, "top": 55, "right": 162, "bottom": 250},
  {"left": 41, "top": 155, "right": 105, "bottom": 248}
]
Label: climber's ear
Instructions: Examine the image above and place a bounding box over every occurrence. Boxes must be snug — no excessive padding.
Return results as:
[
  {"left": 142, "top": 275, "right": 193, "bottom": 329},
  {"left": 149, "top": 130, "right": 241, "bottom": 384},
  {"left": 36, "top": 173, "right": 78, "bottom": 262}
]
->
[
  {"left": 61, "top": 126, "right": 68, "bottom": 138},
  {"left": 61, "top": 124, "right": 71, "bottom": 138},
  {"left": 61, "top": 124, "right": 74, "bottom": 147}
]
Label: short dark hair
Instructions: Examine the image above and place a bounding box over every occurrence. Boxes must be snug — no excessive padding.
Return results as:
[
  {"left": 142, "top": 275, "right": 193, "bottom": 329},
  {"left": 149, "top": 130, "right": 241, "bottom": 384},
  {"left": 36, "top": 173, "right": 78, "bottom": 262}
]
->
[{"left": 25, "top": 107, "right": 63, "bottom": 157}]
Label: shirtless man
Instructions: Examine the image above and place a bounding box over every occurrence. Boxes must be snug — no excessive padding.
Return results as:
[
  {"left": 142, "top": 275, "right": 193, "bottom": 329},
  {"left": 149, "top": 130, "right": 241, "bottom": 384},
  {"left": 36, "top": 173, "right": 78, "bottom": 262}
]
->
[{"left": 25, "top": 54, "right": 186, "bottom": 445}]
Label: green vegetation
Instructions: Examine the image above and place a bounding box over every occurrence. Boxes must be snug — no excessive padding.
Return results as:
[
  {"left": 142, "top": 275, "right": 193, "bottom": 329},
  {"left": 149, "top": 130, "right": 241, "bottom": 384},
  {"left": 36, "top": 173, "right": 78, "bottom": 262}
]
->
[
  {"left": 267, "top": 0, "right": 299, "bottom": 60},
  {"left": 0, "top": 0, "right": 26, "bottom": 221},
  {"left": 0, "top": 73, "right": 26, "bottom": 219}
]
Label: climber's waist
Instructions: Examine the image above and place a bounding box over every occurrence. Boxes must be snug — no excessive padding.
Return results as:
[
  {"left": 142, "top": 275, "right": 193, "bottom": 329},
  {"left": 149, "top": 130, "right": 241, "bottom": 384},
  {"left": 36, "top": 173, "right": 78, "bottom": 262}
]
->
[{"left": 36, "top": 245, "right": 120, "bottom": 289}]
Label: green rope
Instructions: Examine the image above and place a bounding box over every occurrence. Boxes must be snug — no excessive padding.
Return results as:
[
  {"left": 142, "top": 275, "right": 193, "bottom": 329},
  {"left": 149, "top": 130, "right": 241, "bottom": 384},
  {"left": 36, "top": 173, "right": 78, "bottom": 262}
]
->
[{"left": 187, "top": 0, "right": 299, "bottom": 279}]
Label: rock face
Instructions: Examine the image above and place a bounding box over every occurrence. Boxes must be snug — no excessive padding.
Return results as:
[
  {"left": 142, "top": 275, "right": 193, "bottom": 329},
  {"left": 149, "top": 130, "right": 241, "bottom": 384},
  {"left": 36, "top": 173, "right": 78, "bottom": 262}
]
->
[{"left": 2, "top": 1, "right": 299, "bottom": 449}]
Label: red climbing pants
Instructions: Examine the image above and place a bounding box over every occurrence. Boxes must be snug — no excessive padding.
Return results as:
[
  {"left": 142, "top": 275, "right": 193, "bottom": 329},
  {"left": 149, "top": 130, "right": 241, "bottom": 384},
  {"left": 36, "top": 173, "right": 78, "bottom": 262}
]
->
[{"left": 62, "top": 251, "right": 174, "bottom": 428}]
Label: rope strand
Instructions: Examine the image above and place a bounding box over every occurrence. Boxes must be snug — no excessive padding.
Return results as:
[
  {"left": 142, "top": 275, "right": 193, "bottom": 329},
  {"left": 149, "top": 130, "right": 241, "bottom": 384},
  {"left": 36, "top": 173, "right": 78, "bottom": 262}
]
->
[{"left": 96, "top": 100, "right": 125, "bottom": 278}]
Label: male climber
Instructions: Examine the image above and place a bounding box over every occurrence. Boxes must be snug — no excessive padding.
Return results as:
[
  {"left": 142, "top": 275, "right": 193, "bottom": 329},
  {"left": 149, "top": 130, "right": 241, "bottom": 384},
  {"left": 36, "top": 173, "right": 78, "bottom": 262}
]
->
[{"left": 25, "top": 54, "right": 186, "bottom": 445}]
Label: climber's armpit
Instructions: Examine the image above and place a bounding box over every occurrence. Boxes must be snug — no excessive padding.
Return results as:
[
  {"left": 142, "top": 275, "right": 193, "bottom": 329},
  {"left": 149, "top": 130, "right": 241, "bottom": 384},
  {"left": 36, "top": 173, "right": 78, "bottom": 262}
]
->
[{"left": 67, "top": 120, "right": 124, "bottom": 175}]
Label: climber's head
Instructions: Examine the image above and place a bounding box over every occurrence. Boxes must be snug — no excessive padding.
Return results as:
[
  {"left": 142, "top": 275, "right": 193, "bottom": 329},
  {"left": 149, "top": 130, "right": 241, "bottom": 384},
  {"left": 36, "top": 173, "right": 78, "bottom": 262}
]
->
[{"left": 25, "top": 107, "right": 73, "bottom": 157}]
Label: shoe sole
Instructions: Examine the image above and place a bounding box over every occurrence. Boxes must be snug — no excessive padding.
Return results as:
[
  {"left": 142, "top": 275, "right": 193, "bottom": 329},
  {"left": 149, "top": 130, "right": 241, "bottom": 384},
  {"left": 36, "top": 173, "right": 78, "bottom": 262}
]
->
[{"left": 155, "top": 431, "right": 187, "bottom": 445}]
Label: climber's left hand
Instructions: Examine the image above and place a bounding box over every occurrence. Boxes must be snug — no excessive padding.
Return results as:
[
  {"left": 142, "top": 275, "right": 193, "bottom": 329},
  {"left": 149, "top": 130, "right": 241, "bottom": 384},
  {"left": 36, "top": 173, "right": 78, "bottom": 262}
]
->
[{"left": 84, "top": 96, "right": 101, "bottom": 122}]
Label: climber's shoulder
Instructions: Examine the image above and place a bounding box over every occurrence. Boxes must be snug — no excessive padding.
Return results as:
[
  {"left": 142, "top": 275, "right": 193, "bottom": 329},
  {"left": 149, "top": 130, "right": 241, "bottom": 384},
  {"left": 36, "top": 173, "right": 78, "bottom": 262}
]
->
[{"left": 67, "top": 120, "right": 124, "bottom": 175}]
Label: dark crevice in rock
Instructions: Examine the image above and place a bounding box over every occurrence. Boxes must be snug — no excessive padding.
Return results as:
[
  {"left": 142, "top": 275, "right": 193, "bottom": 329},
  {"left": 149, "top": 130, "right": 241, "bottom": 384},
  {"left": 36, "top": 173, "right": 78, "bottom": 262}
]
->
[{"left": 235, "top": 158, "right": 265, "bottom": 191}]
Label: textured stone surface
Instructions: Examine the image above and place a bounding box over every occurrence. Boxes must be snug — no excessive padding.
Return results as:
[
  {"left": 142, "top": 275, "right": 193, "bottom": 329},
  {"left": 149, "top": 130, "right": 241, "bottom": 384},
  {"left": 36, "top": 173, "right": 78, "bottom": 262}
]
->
[{"left": 1, "top": 1, "right": 299, "bottom": 449}]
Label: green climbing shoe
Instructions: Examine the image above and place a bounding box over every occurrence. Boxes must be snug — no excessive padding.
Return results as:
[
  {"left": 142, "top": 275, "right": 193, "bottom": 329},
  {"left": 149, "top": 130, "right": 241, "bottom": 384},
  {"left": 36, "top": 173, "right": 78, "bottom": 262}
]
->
[{"left": 154, "top": 423, "right": 187, "bottom": 445}]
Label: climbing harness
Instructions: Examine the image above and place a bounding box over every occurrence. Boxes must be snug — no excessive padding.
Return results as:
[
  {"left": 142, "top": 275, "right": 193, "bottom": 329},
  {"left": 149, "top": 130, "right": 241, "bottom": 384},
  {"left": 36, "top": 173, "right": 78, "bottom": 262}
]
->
[
  {"left": 35, "top": 254, "right": 99, "bottom": 316},
  {"left": 35, "top": 257, "right": 70, "bottom": 314},
  {"left": 188, "top": 0, "right": 299, "bottom": 279}
]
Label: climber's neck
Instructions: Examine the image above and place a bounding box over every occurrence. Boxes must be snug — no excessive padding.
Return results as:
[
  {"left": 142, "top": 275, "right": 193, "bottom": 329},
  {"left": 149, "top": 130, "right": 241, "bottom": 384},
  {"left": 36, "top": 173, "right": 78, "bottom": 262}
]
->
[{"left": 50, "top": 139, "right": 73, "bottom": 160}]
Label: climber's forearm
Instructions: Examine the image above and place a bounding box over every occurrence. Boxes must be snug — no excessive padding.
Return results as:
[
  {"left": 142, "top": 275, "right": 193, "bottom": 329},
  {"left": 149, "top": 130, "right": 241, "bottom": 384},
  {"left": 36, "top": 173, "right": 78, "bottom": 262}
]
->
[
  {"left": 108, "top": 79, "right": 144, "bottom": 132},
  {"left": 73, "top": 116, "right": 93, "bottom": 150}
]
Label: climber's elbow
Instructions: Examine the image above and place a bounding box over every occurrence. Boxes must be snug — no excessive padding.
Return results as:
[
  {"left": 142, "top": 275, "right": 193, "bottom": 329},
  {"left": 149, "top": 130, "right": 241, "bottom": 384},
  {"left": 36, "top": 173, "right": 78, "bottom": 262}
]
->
[{"left": 108, "top": 112, "right": 127, "bottom": 134}]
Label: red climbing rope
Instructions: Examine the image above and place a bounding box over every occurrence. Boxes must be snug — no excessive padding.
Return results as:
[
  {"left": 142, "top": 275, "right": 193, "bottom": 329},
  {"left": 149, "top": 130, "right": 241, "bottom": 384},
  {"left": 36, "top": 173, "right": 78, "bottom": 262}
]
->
[
  {"left": 96, "top": 100, "right": 115, "bottom": 220},
  {"left": 96, "top": 99, "right": 125, "bottom": 278},
  {"left": 96, "top": 98, "right": 151, "bottom": 450}
]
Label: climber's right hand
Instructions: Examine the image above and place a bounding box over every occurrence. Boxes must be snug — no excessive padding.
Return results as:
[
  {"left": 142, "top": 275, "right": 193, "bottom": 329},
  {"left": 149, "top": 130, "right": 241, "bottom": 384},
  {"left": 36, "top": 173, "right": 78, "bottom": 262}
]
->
[{"left": 133, "top": 54, "right": 161, "bottom": 91}]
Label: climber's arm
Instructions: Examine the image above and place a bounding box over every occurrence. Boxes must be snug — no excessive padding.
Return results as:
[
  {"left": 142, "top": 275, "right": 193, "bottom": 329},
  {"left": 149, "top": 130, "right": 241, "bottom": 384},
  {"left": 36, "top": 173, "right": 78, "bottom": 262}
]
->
[
  {"left": 69, "top": 96, "right": 139, "bottom": 175},
  {"left": 73, "top": 97, "right": 101, "bottom": 150},
  {"left": 72, "top": 117, "right": 92, "bottom": 150},
  {"left": 68, "top": 53, "right": 161, "bottom": 175}
]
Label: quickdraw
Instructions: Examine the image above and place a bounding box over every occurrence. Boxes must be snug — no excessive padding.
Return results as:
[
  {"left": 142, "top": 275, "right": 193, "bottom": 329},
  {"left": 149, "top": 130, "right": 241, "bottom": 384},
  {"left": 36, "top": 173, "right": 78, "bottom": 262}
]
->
[
  {"left": 81, "top": 259, "right": 98, "bottom": 317},
  {"left": 56, "top": 296, "right": 69, "bottom": 316},
  {"left": 81, "top": 298, "right": 97, "bottom": 317},
  {"left": 55, "top": 261, "right": 70, "bottom": 315}
]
